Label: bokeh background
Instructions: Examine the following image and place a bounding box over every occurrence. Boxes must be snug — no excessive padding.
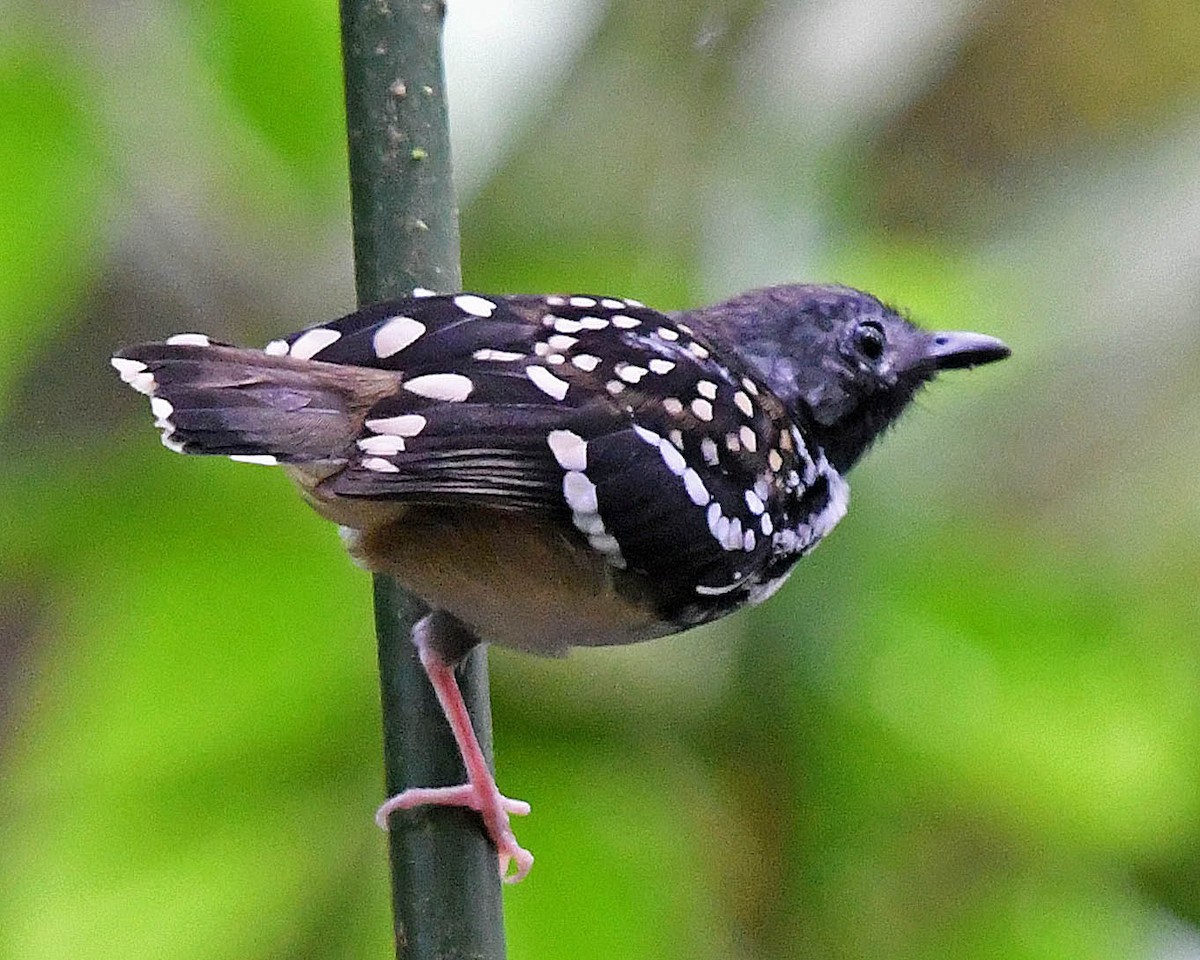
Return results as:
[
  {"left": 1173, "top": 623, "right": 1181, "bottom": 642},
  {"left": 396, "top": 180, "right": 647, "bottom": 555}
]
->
[{"left": 3, "top": 0, "right": 1199, "bottom": 957}]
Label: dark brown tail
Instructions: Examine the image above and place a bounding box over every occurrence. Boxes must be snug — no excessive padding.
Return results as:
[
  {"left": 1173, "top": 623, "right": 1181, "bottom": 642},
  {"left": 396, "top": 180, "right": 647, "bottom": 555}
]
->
[{"left": 112, "top": 339, "right": 398, "bottom": 462}]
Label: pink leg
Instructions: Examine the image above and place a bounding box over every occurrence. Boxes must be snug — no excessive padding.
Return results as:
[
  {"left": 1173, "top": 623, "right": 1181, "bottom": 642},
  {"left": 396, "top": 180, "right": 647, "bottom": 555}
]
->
[{"left": 375, "top": 626, "right": 534, "bottom": 883}]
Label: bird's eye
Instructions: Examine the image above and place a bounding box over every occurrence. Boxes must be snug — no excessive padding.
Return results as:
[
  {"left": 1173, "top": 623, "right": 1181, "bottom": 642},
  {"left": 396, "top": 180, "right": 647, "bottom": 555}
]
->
[{"left": 854, "top": 321, "right": 886, "bottom": 361}]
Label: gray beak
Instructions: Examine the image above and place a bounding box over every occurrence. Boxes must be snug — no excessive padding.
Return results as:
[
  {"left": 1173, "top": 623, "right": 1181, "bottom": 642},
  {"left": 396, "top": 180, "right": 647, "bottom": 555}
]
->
[{"left": 924, "top": 331, "right": 1011, "bottom": 371}]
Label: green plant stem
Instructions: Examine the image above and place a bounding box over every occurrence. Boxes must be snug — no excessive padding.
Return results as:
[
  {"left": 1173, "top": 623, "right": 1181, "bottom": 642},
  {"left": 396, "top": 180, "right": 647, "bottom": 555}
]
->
[{"left": 338, "top": 2, "right": 507, "bottom": 957}]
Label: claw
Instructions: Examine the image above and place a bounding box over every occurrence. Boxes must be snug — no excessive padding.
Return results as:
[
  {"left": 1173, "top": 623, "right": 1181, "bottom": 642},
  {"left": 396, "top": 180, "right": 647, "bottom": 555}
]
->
[
  {"left": 379, "top": 613, "right": 537, "bottom": 881},
  {"left": 375, "top": 784, "right": 530, "bottom": 827},
  {"left": 500, "top": 844, "right": 535, "bottom": 884},
  {"left": 376, "top": 781, "right": 534, "bottom": 883}
]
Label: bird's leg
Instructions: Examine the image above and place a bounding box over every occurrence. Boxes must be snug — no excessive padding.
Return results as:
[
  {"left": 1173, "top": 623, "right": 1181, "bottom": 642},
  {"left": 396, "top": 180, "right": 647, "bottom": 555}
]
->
[{"left": 375, "top": 612, "right": 534, "bottom": 883}]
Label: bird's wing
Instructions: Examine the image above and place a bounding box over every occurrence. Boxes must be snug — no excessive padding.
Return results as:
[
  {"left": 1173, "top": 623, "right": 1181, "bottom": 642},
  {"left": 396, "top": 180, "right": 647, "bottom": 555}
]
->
[{"left": 288, "top": 292, "right": 810, "bottom": 595}]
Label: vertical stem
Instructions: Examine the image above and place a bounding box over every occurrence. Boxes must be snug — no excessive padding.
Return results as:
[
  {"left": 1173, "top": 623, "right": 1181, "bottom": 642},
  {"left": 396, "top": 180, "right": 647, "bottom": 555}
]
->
[{"left": 338, "top": 3, "right": 507, "bottom": 958}]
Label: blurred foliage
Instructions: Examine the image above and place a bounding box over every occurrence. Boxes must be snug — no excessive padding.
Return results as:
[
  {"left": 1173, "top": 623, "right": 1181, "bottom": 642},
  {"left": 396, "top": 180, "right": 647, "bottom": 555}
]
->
[
  {"left": 2, "top": 0, "right": 1200, "bottom": 958},
  {"left": 0, "top": 35, "right": 105, "bottom": 408}
]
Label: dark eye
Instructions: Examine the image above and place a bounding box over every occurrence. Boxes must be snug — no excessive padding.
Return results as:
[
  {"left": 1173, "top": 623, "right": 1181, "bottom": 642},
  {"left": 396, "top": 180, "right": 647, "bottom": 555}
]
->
[{"left": 854, "top": 321, "right": 886, "bottom": 361}]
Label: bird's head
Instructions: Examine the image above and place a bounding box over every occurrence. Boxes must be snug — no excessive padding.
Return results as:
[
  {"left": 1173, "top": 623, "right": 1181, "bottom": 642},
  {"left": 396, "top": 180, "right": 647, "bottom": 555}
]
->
[{"left": 680, "top": 284, "right": 1010, "bottom": 472}]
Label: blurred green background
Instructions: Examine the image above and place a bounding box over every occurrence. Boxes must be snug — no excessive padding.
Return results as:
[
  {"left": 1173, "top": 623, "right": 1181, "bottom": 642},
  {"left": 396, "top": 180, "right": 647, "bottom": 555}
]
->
[{"left": 2, "top": 0, "right": 1199, "bottom": 957}]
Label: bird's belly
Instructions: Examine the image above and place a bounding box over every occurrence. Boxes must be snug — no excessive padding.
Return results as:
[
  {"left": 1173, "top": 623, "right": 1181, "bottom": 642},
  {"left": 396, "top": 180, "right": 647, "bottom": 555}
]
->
[{"left": 339, "top": 505, "right": 664, "bottom": 656}]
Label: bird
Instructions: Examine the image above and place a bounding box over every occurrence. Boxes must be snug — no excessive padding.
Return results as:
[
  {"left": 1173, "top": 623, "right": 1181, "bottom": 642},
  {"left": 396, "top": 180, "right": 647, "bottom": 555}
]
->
[{"left": 111, "top": 283, "right": 1010, "bottom": 882}]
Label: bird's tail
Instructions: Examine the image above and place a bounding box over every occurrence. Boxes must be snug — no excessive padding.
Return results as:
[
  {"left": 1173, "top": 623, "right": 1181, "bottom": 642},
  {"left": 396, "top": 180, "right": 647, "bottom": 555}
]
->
[{"left": 111, "top": 338, "right": 398, "bottom": 463}]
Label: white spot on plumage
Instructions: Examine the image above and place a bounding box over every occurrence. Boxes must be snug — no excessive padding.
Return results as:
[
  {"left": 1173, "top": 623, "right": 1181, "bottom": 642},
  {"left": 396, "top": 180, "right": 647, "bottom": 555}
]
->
[
  {"left": 760, "top": 513, "right": 774, "bottom": 535},
  {"left": 166, "top": 333, "right": 210, "bottom": 346},
  {"left": 473, "top": 348, "right": 525, "bottom": 362},
  {"left": 548, "top": 334, "right": 578, "bottom": 351},
  {"left": 814, "top": 465, "right": 851, "bottom": 538},
  {"left": 545, "top": 295, "right": 567, "bottom": 306},
  {"left": 588, "top": 534, "right": 626, "bottom": 569},
  {"left": 648, "top": 358, "right": 675, "bottom": 375},
  {"left": 691, "top": 397, "right": 714, "bottom": 421},
  {"left": 365, "top": 414, "right": 427, "bottom": 436},
  {"left": 768, "top": 449, "right": 783, "bottom": 471},
  {"left": 403, "top": 373, "right": 474, "bottom": 402},
  {"left": 714, "top": 512, "right": 731, "bottom": 547},
  {"left": 358, "top": 435, "right": 406, "bottom": 455},
  {"left": 656, "top": 326, "right": 679, "bottom": 341},
  {"left": 454, "top": 294, "right": 496, "bottom": 317},
  {"left": 362, "top": 456, "right": 400, "bottom": 473},
  {"left": 706, "top": 502, "right": 722, "bottom": 536},
  {"left": 700, "top": 437, "right": 719, "bottom": 465},
  {"left": 547, "top": 353, "right": 566, "bottom": 365},
  {"left": 229, "top": 454, "right": 279, "bottom": 466},
  {"left": 553, "top": 317, "right": 582, "bottom": 334},
  {"left": 606, "top": 380, "right": 625, "bottom": 395},
  {"left": 624, "top": 298, "right": 645, "bottom": 307},
  {"left": 745, "top": 489, "right": 765, "bottom": 515},
  {"left": 725, "top": 517, "right": 743, "bottom": 552},
  {"left": 688, "top": 342, "right": 709, "bottom": 359},
  {"left": 290, "top": 327, "right": 341, "bottom": 360},
  {"left": 560, "top": 467, "right": 625, "bottom": 567},
  {"left": 563, "top": 471, "right": 598, "bottom": 513},
  {"left": 747, "top": 572, "right": 791, "bottom": 606},
  {"left": 547, "top": 430, "right": 588, "bottom": 471},
  {"left": 572, "top": 512, "right": 607, "bottom": 535},
  {"left": 412, "top": 287, "right": 437, "bottom": 297},
  {"left": 616, "top": 363, "right": 648, "bottom": 384},
  {"left": 741, "top": 377, "right": 759, "bottom": 396},
  {"left": 663, "top": 397, "right": 684, "bottom": 415},
  {"left": 373, "top": 315, "right": 426, "bottom": 358},
  {"left": 587, "top": 532, "right": 621, "bottom": 555},
  {"left": 150, "top": 397, "right": 173, "bottom": 420},
  {"left": 668, "top": 429, "right": 684, "bottom": 449},
  {"left": 632, "top": 424, "right": 660, "bottom": 446},
  {"left": 743, "top": 529, "right": 756, "bottom": 552},
  {"left": 740, "top": 425, "right": 758, "bottom": 452},
  {"left": 578, "top": 315, "right": 609, "bottom": 330},
  {"left": 696, "top": 581, "right": 743, "bottom": 596},
  {"left": 734, "top": 391, "right": 754, "bottom": 417},
  {"left": 683, "top": 468, "right": 710, "bottom": 506},
  {"left": 696, "top": 380, "right": 717, "bottom": 400},
  {"left": 161, "top": 434, "right": 185, "bottom": 453},
  {"left": 611, "top": 314, "right": 640, "bottom": 329},
  {"left": 526, "top": 365, "right": 570, "bottom": 400},
  {"left": 600, "top": 298, "right": 624, "bottom": 309},
  {"left": 568, "top": 296, "right": 596, "bottom": 308},
  {"left": 775, "top": 529, "right": 799, "bottom": 554},
  {"left": 725, "top": 432, "right": 741, "bottom": 453},
  {"left": 264, "top": 339, "right": 289, "bottom": 356},
  {"left": 112, "top": 357, "right": 155, "bottom": 395},
  {"left": 571, "top": 353, "right": 602, "bottom": 371},
  {"left": 659, "top": 439, "right": 686, "bottom": 476}
]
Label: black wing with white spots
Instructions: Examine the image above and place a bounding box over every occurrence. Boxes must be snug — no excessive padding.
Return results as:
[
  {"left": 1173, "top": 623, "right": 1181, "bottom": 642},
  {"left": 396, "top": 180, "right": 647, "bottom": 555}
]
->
[
  {"left": 268, "top": 292, "right": 844, "bottom": 613},
  {"left": 114, "top": 291, "right": 847, "bottom": 616}
]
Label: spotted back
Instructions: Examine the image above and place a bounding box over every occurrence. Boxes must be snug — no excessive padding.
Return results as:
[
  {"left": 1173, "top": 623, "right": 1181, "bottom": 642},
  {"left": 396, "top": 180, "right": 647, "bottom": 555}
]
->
[
  {"left": 114, "top": 290, "right": 849, "bottom": 619},
  {"left": 272, "top": 291, "right": 847, "bottom": 616}
]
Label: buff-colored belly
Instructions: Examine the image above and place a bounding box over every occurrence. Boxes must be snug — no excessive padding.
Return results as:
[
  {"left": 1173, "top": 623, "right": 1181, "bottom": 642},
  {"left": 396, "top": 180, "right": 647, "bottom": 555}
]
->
[{"left": 329, "top": 504, "right": 661, "bottom": 655}]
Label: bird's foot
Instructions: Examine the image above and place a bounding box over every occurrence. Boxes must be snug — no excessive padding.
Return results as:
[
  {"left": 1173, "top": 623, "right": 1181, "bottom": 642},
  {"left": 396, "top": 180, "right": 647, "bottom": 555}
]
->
[{"left": 376, "top": 783, "right": 534, "bottom": 883}]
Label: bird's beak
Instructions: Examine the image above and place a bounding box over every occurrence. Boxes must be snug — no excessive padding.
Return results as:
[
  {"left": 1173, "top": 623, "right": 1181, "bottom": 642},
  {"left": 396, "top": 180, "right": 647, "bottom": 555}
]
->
[{"left": 923, "top": 331, "right": 1011, "bottom": 371}]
